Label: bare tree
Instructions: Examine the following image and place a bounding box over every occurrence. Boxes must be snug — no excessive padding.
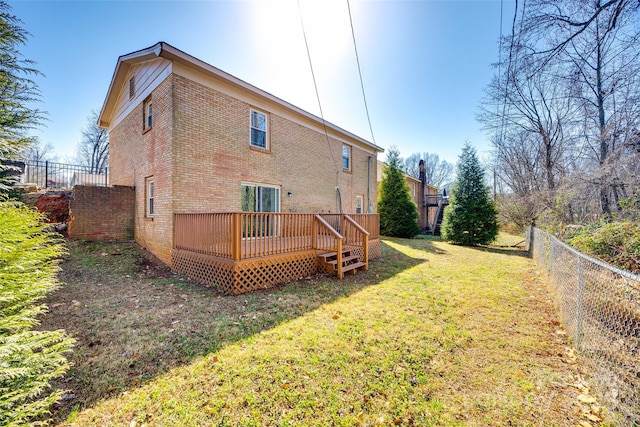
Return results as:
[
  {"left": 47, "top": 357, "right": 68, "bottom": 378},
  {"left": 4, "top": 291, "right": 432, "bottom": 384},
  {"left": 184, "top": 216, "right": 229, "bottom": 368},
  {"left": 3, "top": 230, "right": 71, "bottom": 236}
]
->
[
  {"left": 403, "top": 152, "right": 453, "bottom": 189},
  {"left": 482, "top": 0, "right": 640, "bottom": 225},
  {"left": 22, "top": 139, "right": 56, "bottom": 162},
  {"left": 524, "top": 0, "right": 640, "bottom": 214},
  {"left": 76, "top": 110, "right": 108, "bottom": 173}
]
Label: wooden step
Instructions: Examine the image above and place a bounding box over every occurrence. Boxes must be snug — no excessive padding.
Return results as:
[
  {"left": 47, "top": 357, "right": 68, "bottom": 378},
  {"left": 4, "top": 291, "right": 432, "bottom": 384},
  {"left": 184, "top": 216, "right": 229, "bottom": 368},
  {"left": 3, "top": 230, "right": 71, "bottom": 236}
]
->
[
  {"left": 317, "top": 250, "right": 352, "bottom": 261},
  {"left": 342, "top": 261, "right": 366, "bottom": 274},
  {"left": 326, "top": 254, "right": 359, "bottom": 267},
  {"left": 317, "top": 251, "right": 338, "bottom": 261}
]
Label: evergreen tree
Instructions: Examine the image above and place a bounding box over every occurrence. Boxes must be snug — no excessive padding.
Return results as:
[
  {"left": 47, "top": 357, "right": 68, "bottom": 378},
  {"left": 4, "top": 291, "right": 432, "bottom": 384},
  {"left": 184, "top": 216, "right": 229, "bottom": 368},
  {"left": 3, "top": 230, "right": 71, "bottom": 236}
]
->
[
  {"left": 441, "top": 143, "right": 498, "bottom": 245},
  {"left": 0, "top": 203, "right": 72, "bottom": 425},
  {"left": 377, "top": 146, "right": 420, "bottom": 238},
  {"left": 0, "top": 2, "right": 45, "bottom": 192},
  {"left": 0, "top": 3, "right": 73, "bottom": 425}
]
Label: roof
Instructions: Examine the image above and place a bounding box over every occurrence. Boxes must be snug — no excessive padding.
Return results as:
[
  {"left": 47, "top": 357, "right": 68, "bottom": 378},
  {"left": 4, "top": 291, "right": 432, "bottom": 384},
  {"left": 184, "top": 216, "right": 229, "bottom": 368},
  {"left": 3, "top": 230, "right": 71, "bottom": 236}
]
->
[
  {"left": 376, "top": 160, "right": 439, "bottom": 191},
  {"left": 99, "top": 42, "right": 384, "bottom": 153}
]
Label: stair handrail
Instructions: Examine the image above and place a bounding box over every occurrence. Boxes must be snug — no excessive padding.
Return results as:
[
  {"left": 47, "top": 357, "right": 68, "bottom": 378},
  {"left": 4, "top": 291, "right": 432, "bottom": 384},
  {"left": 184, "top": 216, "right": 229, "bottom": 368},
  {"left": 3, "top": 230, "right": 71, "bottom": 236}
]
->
[
  {"left": 343, "top": 215, "right": 369, "bottom": 271},
  {"left": 431, "top": 200, "right": 443, "bottom": 235},
  {"left": 314, "top": 214, "right": 344, "bottom": 278}
]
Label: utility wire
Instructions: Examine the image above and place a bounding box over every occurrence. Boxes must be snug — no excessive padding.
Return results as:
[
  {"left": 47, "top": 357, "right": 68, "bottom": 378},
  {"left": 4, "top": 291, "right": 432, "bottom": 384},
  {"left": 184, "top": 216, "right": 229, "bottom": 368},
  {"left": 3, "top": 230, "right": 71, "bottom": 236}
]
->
[
  {"left": 296, "top": 0, "right": 340, "bottom": 175},
  {"left": 346, "top": 0, "right": 376, "bottom": 147}
]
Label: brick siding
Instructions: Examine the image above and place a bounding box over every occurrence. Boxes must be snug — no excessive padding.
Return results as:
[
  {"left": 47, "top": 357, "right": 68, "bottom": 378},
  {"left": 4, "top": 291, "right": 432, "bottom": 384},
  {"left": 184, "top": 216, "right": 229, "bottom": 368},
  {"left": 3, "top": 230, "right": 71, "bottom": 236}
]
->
[
  {"left": 69, "top": 185, "right": 135, "bottom": 240},
  {"left": 110, "top": 72, "right": 378, "bottom": 264}
]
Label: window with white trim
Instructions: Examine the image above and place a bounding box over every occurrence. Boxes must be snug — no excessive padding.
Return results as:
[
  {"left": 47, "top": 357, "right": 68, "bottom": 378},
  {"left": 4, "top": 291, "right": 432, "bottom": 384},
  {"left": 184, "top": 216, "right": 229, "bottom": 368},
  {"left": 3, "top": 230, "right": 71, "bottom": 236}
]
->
[
  {"left": 143, "top": 97, "right": 152, "bottom": 131},
  {"left": 250, "top": 109, "right": 267, "bottom": 149},
  {"left": 146, "top": 177, "right": 155, "bottom": 217},
  {"left": 342, "top": 145, "right": 351, "bottom": 170},
  {"left": 241, "top": 183, "right": 280, "bottom": 212},
  {"left": 355, "top": 195, "right": 363, "bottom": 214}
]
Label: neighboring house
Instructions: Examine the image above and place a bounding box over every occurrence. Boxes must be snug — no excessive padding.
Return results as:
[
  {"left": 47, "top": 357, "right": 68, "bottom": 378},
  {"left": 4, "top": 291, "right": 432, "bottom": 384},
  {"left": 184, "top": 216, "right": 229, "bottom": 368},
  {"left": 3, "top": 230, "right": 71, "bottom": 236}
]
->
[
  {"left": 98, "top": 42, "right": 384, "bottom": 294},
  {"left": 376, "top": 160, "right": 440, "bottom": 232}
]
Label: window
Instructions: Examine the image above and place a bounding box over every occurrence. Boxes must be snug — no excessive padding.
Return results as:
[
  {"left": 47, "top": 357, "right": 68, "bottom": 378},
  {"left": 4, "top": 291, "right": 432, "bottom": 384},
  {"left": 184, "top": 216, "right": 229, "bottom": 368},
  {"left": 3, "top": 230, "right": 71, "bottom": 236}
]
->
[
  {"left": 241, "top": 183, "right": 280, "bottom": 238},
  {"left": 355, "top": 195, "right": 363, "bottom": 214},
  {"left": 146, "top": 177, "right": 154, "bottom": 217},
  {"left": 143, "top": 97, "right": 152, "bottom": 131},
  {"left": 250, "top": 109, "right": 267, "bottom": 149},
  {"left": 241, "top": 184, "right": 279, "bottom": 212},
  {"left": 342, "top": 145, "right": 351, "bottom": 170},
  {"left": 129, "top": 76, "right": 135, "bottom": 99}
]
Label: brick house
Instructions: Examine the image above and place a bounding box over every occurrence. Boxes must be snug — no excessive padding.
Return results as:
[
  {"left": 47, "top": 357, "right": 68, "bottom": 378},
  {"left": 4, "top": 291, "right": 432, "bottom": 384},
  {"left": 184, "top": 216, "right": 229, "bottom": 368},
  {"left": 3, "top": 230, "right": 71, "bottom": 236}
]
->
[{"left": 98, "top": 42, "right": 383, "bottom": 294}]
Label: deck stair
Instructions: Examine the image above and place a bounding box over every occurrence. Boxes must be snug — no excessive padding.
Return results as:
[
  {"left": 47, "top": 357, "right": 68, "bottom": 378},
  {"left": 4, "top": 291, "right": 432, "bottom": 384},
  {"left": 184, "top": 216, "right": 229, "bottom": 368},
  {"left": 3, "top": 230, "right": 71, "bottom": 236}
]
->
[{"left": 318, "top": 249, "right": 366, "bottom": 278}]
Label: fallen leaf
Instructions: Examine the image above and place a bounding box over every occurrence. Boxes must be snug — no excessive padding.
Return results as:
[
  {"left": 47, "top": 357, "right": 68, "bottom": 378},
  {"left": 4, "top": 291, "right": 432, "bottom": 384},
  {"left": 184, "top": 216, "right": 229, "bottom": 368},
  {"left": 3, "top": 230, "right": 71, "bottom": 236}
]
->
[
  {"left": 556, "top": 330, "right": 567, "bottom": 335},
  {"left": 281, "top": 383, "right": 290, "bottom": 389},
  {"left": 393, "top": 418, "right": 403, "bottom": 425},
  {"left": 578, "top": 421, "right": 592, "bottom": 427},
  {"left": 106, "top": 386, "right": 119, "bottom": 392},
  {"left": 586, "top": 413, "right": 602, "bottom": 422},
  {"left": 578, "top": 394, "right": 597, "bottom": 404},
  {"left": 206, "top": 406, "right": 217, "bottom": 414},
  {"left": 332, "top": 314, "right": 340, "bottom": 320},
  {"left": 133, "top": 379, "right": 140, "bottom": 386},
  {"left": 209, "top": 356, "right": 218, "bottom": 363}
]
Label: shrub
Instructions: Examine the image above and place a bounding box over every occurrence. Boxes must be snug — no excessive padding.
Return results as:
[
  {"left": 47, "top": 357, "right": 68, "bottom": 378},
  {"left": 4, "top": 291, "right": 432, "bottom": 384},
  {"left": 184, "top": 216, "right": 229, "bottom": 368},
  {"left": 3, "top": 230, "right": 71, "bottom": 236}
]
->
[
  {"left": 567, "top": 221, "right": 640, "bottom": 274},
  {"left": 0, "top": 202, "right": 74, "bottom": 425}
]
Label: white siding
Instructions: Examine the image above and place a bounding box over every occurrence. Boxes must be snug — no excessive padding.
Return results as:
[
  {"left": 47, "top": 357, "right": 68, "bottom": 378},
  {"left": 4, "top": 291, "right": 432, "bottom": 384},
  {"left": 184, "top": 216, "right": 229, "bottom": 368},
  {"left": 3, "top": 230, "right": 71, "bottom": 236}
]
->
[{"left": 109, "top": 58, "right": 172, "bottom": 130}]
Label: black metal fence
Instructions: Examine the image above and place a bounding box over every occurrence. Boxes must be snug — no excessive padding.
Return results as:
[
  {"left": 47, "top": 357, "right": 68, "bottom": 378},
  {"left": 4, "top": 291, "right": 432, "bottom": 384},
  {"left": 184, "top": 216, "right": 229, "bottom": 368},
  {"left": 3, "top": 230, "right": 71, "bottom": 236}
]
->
[{"left": 8, "top": 159, "right": 108, "bottom": 189}]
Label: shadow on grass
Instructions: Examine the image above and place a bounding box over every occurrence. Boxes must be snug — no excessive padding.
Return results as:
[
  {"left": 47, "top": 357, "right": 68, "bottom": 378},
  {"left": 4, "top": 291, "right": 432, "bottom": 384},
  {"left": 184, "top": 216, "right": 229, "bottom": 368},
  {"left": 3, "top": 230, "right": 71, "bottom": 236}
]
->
[{"left": 39, "top": 237, "right": 430, "bottom": 422}]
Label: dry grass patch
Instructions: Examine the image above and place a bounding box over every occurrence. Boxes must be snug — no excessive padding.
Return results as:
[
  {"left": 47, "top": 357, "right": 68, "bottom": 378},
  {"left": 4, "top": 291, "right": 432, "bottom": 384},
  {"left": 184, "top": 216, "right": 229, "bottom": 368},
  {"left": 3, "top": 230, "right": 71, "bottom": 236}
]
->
[{"left": 40, "top": 237, "right": 613, "bottom": 426}]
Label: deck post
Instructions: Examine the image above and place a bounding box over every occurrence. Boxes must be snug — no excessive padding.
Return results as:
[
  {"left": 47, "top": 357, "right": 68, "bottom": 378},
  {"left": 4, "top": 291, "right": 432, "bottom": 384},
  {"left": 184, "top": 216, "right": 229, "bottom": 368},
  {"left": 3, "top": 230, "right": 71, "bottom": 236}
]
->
[
  {"left": 363, "top": 233, "right": 369, "bottom": 271},
  {"left": 311, "top": 217, "right": 318, "bottom": 249},
  {"left": 336, "top": 238, "right": 343, "bottom": 279},
  {"left": 232, "top": 212, "right": 242, "bottom": 261}
]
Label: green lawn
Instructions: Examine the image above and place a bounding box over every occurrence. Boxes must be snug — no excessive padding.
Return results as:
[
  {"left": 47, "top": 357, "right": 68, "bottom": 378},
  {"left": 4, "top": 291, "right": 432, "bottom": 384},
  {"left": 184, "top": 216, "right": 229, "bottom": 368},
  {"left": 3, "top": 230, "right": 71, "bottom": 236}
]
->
[{"left": 46, "top": 236, "right": 607, "bottom": 426}]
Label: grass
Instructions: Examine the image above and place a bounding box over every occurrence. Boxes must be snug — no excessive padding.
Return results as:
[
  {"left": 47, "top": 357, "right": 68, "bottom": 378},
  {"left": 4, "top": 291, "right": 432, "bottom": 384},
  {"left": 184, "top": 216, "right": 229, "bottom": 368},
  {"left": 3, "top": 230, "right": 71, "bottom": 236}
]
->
[{"left": 39, "top": 236, "right": 610, "bottom": 426}]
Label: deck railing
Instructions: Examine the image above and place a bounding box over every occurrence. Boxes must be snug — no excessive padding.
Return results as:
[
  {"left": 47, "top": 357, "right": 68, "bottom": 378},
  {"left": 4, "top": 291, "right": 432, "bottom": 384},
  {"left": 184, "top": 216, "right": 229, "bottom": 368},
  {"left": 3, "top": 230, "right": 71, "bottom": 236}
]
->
[{"left": 173, "top": 212, "right": 378, "bottom": 265}]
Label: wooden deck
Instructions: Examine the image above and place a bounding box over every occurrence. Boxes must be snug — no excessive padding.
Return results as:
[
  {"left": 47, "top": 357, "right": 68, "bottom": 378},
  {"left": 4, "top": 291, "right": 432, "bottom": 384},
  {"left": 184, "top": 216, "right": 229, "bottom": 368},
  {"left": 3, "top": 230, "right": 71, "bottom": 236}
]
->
[{"left": 171, "top": 213, "right": 380, "bottom": 295}]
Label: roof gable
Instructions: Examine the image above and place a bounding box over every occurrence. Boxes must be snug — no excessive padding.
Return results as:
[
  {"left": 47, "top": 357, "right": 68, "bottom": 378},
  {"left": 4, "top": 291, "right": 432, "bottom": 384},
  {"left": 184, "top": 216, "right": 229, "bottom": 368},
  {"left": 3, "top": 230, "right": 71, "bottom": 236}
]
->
[{"left": 99, "top": 42, "right": 384, "bottom": 153}]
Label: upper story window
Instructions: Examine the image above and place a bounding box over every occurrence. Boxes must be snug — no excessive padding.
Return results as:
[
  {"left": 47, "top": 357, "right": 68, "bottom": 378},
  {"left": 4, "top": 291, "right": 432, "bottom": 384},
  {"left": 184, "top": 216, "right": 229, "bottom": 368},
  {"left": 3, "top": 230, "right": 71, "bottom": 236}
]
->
[
  {"left": 342, "top": 145, "right": 351, "bottom": 171},
  {"left": 250, "top": 109, "right": 267, "bottom": 149},
  {"left": 143, "top": 97, "right": 152, "bottom": 131},
  {"left": 129, "top": 77, "right": 135, "bottom": 99}
]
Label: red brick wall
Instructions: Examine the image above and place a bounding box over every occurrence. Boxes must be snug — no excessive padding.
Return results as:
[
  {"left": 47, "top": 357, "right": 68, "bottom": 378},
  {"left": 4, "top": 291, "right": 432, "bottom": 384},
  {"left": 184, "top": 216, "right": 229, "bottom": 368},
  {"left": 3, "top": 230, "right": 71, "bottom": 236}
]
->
[{"left": 69, "top": 185, "right": 135, "bottom": 240}]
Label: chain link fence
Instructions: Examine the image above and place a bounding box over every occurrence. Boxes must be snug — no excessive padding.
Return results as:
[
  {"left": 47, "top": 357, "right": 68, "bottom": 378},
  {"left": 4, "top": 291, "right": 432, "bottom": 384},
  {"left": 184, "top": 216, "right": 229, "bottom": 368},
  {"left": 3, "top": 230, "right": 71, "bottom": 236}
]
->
[{"left": 527, "top": 227, "right": 640, "bottom": 425}]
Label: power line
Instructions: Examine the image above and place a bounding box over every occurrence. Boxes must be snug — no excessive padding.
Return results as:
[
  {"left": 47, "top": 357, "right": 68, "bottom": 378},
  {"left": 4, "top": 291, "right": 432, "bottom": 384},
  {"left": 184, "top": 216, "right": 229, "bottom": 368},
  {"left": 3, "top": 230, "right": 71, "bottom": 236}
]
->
[
  {"left": 346, "top": 0, "right": 376, "bottom": 147},
  {"left": 296, "top": 0, "right": 340, "bottom": 175}
]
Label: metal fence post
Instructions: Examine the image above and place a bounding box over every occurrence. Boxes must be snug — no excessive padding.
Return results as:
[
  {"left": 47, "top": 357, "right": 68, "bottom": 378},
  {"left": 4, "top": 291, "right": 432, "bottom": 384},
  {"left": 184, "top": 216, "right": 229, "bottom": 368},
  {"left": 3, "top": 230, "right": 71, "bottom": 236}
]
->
[
  {"left": 575, "top": 257, "right": 584, "bottom": 351},
  {"left": 45, "top": 160, "right": 49, "bottom": 188}
]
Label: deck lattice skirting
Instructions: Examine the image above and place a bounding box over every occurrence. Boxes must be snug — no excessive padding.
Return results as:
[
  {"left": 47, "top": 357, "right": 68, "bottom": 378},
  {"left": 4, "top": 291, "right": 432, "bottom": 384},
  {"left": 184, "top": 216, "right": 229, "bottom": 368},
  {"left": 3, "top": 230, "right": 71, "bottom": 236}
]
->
[{"left": 171, "top": 212, "right": 380, "bottom": 295}]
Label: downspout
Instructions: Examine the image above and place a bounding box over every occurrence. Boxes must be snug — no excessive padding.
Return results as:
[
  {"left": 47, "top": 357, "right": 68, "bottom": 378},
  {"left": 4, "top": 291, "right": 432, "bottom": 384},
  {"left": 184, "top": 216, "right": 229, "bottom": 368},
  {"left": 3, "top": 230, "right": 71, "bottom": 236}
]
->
[{"left": 367, "top": 156, "right": 372, "bottom": 213}]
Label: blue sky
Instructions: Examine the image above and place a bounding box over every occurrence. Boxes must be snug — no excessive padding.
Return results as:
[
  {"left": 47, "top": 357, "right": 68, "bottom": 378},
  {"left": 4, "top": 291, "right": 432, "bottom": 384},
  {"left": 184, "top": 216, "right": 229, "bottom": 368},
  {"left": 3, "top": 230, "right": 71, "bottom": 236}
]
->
[{"left": 11, "top": 0, "right": 513, "bottom": 164}]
